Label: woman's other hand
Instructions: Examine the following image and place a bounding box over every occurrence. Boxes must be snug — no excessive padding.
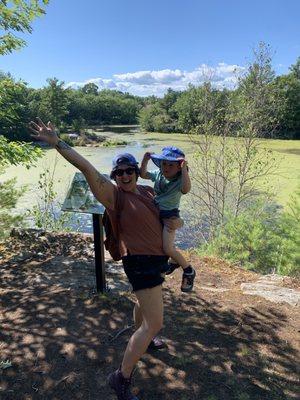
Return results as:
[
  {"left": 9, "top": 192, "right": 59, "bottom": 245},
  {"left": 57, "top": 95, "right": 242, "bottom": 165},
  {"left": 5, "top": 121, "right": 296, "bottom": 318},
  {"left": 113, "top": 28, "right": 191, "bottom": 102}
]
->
[{"left": 29, "top": 118, "right": 59, "bottom": 147}]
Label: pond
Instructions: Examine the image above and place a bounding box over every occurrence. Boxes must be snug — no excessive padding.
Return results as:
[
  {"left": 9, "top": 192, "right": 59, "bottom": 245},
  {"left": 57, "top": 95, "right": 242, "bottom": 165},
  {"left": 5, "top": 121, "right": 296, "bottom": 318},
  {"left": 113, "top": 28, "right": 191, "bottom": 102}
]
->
[
  {"left": 2, "top": 126, "right": 200, "bottom": 248},
  {"left": 2, "top": 126, "right": 300, "bottom": 249}
]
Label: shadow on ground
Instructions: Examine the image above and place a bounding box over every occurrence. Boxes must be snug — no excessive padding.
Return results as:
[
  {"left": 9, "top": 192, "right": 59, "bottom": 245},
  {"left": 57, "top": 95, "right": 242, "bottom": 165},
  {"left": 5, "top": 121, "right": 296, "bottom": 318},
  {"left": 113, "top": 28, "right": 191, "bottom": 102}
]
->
[{"left": 0, "top": 233, "right": 299, "bottom": 400}]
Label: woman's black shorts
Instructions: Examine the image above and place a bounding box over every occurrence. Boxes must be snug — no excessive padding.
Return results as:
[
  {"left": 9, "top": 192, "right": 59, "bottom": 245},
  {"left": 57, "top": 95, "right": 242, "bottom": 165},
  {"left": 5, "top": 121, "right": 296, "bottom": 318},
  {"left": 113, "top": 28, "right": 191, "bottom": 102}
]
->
[{"left": 122, "top": 255, "right": 169, "bottom": 292}]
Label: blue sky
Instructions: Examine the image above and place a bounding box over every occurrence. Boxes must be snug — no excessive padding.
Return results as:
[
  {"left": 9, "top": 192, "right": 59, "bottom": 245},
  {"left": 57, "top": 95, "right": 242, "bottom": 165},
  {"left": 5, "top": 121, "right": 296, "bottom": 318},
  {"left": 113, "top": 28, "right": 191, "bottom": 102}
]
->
[{"left": 1, "top": 0, "right": 299, "bottom": 96}]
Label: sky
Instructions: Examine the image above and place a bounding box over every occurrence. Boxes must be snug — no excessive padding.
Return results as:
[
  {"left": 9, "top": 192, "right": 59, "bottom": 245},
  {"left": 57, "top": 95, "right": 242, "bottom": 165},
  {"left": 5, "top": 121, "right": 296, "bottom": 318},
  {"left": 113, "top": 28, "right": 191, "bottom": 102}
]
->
[{"left": 1, "top": 0, "right": 300, "bottom": 96}]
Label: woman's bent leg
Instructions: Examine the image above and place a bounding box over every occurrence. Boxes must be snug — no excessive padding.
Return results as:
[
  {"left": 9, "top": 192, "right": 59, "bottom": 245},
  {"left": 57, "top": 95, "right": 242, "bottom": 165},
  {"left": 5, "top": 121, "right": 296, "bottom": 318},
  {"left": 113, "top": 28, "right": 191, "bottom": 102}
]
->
[{"left": 121, "top": 284, "right": 164, "bottom": 378}]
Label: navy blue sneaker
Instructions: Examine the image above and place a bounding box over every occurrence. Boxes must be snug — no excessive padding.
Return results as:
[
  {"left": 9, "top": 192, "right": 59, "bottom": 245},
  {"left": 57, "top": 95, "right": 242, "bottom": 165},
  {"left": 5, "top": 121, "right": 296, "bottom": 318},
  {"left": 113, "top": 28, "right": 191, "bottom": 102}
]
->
[
  {"left": 165, "top": 262, "right": 180, "bottom": 275},
  {"left": 181, "top": 267, "right": 196, "bottom": 292}
]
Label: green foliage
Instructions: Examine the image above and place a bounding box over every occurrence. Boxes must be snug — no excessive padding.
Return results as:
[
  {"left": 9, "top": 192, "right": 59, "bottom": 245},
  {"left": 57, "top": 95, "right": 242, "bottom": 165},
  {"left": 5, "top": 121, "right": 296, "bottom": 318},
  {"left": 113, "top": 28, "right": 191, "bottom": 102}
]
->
[
  {"left": 65, "top": 89, "right": 141, "bottom": 126},
  {"left": 176, "top": 83, "right": 229, "bottom": 133},
  {"left": 0, "top": 0, "right": 49, "bottom": 55},
  {"left": 289, "top": 56, "right": 300, "bottom": 80},
  {"left": 71, "top": 117, "right": 86, "bottom": 132},
  {"left": 102, "top": 139, "right": 128, "bottom": 147},
  {"left": 138, "top": 88, "right": 180, "bottom": 132},
  {"left": 0, "top": 135, "right": 42, "bottom": 168},
  {"left": 139, "top": 102, "right": 174, "bottom": 132},
  {"left": 198, "top": 192, "right": 300, "bottom": 277},
  {"left": 229, "top": 43, "right": 281, "bottom": 139},
  {"left": 0, "top": 44, "right": 299, "bottom": 140},
  {"left": 28, "top": 163, "right": 73, "bottom": 232},
  {"left": 277, "top": 189, "right": 300, "bottom": 275},
  {"left": 0, "top": 76, "right": 32, "bottom": 140},
  {"left": 274, "top": 70, "right": 300, "bottom": 139},
  {"left": 60, "top": 134, "right": 74, "bottom": 147},
  {"left": 0, "top": 175, "right": 25, "bottom": 239},
  {"left": 37, "top": 78, "right": 70, "bottom": 127},
  {"left": 81, "top": 82, "right": 99, "bottom": 95},
  {"left": 0, "top": 134, "right": 43, "bottom": 241}
]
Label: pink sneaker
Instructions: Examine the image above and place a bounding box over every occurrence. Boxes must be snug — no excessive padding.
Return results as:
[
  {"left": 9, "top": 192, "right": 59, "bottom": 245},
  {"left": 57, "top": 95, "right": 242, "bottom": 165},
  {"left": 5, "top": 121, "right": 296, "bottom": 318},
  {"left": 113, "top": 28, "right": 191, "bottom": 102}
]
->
[{"left": 147, "top": 336, "right": 167, "bottom": 351}]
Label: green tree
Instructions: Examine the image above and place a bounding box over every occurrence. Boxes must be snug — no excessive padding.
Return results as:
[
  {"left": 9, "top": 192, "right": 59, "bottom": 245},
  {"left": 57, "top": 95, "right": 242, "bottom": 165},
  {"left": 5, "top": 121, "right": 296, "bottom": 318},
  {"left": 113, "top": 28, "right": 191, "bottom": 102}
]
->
[
  {"left": 198, "top": 191, "right": 300, "bottom": 277},
  {"left": 139, "top": 102, "right": 164, "bottom": 132},
  {"left": 81, "top": 82, "right": 99, "bottom": 95},
  {"left": 38, "top": 78, "right": 69, "bottom": 127},
  {"left": 0, "top": 76, "right": 31, "bottom": 140},
  {"left": 0, "top": 136, "right": 43, "bottom": 240},
  {"left": 160, "top": 88, "right": 181, "bottom": 120},
  {"left": 0, "top": 0, "right": 48, "bottom": 238},
  {"left": 274, "top": 57, "right": 300, "bottom": 139},
  {"left": 189, "top": 43, "right": 279, "bottom": 238},
  {"left": 175, "top": 83, "right": 229, "bottom": 133},
  {"left": 0, "top": 0, "right": 49, "bottom": 55},
  {"left": 230, "top": 42, "right": 280, "bottom": 138},
  {"left": 0, "top": 135, "right": 42, "bottom": 167},
  {"left": 289, "top": 56, "right": 300, "bottom": 79}
]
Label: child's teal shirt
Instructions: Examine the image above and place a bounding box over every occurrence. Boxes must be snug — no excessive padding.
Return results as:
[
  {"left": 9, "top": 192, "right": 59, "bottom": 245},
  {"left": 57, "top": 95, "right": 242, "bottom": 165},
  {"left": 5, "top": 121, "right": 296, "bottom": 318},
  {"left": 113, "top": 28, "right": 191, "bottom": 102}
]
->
[{"left": 148, "top": 170, "right": 182, "bottom": 211}]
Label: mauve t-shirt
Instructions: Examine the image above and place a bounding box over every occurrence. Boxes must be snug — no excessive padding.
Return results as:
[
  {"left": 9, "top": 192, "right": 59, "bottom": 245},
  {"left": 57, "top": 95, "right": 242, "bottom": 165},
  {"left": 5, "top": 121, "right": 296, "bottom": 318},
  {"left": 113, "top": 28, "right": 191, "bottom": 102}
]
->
[{"left": 107, "top": 185, "right": 165, "bottom": 257}]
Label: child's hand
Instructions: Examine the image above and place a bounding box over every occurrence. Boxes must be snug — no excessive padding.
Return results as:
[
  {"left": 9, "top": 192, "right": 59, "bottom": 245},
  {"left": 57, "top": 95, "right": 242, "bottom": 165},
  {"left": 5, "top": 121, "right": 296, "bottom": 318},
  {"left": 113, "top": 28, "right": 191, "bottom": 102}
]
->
[
  {"left": 180, "top": 159, "right": 188, "bottom": 169},
  {"left": 143, "top": 152, "right": 153, "bottom": 161}
]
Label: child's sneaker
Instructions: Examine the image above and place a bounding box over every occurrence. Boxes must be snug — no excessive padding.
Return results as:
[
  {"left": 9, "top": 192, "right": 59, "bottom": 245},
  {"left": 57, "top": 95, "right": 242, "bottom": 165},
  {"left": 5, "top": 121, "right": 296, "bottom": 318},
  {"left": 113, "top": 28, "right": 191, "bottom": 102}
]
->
[
  {"left": 181, "top": 266, "right": 196, "bottom": 292},
  {"left": 108, "top": 367, "right": 139, "bottom": 400},
  {"left": 165, "top": 262, "right": 180, "bottom": 275}
]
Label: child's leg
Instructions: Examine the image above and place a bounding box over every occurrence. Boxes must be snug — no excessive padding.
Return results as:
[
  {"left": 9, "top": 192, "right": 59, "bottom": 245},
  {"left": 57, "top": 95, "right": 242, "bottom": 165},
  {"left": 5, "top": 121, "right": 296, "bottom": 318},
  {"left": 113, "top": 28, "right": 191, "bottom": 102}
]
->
[
  {"left": 162, "top": 224, "right": 189, "bottom": 269},
  {"left": 163, "top": 222, "right": 196, "bottom": 292}
]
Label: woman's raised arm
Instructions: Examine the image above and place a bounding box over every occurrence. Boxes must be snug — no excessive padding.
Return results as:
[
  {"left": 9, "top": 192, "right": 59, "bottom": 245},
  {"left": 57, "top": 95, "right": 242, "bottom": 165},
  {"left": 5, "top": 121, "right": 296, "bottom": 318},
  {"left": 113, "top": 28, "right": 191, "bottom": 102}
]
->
[{"left": 29, "top": 118, "right": 116, "bottom": 209}]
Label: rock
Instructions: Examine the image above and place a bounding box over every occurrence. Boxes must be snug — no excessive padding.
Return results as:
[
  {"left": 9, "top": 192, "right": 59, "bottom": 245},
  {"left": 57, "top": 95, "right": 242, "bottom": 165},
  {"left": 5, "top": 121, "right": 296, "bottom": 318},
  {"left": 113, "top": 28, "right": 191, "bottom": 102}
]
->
[{"left": 241, "top": 275, "right": 300, "bottom": 306}]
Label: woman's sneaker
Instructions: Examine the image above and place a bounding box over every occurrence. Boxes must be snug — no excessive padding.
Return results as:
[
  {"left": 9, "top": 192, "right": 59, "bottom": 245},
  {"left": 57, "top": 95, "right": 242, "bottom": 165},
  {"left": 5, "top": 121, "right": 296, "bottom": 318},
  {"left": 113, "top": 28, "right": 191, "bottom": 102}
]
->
[
  {"left": 147, "top": 336, "right": 167, "bottom": 351},
  {"left": 108, "top": 368, "right": 139, "bottom": 400},
  {"left": 181, "top": 266, "right": 196, "bottom": 292}
]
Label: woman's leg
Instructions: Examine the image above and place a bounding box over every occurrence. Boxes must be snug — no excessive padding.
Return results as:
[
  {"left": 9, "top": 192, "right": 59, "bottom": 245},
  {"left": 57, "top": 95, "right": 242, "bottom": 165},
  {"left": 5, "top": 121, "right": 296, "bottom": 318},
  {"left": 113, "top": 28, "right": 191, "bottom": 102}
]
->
[
  {"left": 121, "top": 284, "right": 164, "bottom": 378},
  {"left": 133, "top": 302, "right": 143, "bottom": 329},
  {"left": 162, "top": 225, "right": 189, "bottom": 268}
]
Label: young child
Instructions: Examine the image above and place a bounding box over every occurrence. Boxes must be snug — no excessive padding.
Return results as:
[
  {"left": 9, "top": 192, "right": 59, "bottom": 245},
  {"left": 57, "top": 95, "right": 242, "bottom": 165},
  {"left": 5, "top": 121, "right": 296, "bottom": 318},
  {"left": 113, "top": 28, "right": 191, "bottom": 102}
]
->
[{"left": 140, "top": 146, "right": 196, "bottom": 292}]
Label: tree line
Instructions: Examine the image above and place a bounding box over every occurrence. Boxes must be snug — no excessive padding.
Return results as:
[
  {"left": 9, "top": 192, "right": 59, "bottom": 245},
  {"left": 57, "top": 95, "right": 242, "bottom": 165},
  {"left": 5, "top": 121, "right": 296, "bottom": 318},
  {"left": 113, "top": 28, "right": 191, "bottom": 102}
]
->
[
  {"left": 139, "top": 56, "right": 300, "bottom": 139},
  {"left": 1, "top": 53, "right": 299, "bottom": 142}
]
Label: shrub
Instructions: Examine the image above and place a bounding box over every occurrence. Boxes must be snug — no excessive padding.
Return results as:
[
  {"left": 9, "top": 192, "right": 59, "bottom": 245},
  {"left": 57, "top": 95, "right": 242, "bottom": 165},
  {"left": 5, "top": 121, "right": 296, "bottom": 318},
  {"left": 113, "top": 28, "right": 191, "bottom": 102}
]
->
[
  {"left": 0, "top": 176, "right": 26, "bottom": 240},
  {"left": 198, "top": 193, "right": 300, "bottom": 277},
  {"left": 28, "top": 160, "right": 74, "bottom": 232},
  {"left": 60, "top": 134, "right": 74, "bottom": 147}
]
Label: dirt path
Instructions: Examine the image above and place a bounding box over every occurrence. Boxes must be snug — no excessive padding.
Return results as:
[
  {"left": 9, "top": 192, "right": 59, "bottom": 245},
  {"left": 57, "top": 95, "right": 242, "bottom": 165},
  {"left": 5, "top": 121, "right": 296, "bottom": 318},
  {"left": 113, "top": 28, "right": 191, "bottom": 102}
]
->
[{"left": 0, "top": 230, "right": 299, "bottom": 400}]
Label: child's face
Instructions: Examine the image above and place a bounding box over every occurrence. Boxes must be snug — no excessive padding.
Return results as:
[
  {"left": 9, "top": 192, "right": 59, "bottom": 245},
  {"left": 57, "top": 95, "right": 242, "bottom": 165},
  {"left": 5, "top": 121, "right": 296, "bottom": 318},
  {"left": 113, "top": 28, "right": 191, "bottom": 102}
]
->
[{"left": 161, "top": 160, "right": 181, "bottom": 179}]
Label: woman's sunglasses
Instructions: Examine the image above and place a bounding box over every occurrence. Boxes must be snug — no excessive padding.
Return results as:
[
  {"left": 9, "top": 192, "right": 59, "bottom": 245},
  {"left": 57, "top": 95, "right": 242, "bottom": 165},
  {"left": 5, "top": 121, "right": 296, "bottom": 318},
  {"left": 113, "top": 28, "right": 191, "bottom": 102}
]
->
[{"left": 114, "top": 167, "right": 136, "bottom": 177}]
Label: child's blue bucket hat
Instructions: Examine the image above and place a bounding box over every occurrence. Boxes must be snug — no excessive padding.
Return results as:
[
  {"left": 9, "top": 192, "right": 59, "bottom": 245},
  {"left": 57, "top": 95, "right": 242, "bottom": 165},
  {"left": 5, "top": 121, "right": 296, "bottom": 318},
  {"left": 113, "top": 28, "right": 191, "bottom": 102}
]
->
[{"left": 150, "top": 146, "right": 185, "bottom": 168}]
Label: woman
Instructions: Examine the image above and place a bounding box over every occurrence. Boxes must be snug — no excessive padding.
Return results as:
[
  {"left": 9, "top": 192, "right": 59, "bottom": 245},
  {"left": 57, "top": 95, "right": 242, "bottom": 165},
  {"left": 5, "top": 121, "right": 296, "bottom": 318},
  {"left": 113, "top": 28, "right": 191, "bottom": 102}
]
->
[{"left": 29, "top": 118, "right": 183, "bottom": 400}]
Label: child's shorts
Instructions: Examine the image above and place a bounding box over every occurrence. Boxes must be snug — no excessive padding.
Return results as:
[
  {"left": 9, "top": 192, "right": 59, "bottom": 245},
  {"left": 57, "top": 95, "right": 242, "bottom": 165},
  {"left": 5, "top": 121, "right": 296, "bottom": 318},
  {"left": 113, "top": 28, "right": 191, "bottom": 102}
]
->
[
  {"left": 122, "top": 254, "right": 169, "bottom": 292},
  {"left": 159, "top": 208, "right": 180, "bottom": 220}
]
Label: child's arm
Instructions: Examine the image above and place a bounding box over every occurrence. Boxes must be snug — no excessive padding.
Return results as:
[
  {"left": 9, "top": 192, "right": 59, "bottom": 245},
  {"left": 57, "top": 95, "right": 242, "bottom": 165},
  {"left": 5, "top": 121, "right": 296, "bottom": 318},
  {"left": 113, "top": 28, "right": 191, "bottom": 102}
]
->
[
  {"left": 181, "top": 160, "right": 191, "bottom": 194},
  {"left": 140, "top": 152, "right": 153, "bottom": 179}
]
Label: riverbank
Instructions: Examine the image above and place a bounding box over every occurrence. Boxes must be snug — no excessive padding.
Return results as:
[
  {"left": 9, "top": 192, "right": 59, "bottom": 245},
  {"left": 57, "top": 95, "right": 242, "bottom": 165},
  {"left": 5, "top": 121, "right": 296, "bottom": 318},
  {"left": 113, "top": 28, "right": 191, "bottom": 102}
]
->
[{"left": 1, "top": 229, "right": 299, "bottom": 400}]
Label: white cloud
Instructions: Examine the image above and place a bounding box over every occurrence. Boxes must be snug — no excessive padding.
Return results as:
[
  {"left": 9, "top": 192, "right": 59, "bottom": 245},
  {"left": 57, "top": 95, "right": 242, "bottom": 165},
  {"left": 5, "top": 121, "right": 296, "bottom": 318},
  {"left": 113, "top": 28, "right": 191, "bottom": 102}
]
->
[{"left": 65, "top": 63, "right": 245, "bottom": 96}]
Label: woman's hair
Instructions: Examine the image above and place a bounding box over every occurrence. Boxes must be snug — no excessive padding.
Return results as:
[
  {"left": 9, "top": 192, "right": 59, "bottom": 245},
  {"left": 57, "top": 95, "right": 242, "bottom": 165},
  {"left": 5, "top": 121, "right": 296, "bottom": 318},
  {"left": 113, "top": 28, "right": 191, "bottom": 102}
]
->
[{"left": 110, "top": 166, "right": 140, "bottom": 182}]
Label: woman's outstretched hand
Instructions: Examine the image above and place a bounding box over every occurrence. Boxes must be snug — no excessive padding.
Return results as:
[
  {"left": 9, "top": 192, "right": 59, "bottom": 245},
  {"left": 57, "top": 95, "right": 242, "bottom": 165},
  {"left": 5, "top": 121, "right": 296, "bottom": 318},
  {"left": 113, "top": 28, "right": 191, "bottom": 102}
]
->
[{"left": 29, "top": 118, "right": 59, "bottom": 147}]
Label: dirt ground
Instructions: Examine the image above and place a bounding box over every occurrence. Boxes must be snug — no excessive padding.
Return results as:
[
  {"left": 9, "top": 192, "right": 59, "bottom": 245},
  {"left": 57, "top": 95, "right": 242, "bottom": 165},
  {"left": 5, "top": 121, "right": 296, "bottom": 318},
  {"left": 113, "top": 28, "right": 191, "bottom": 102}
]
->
[{"left": 0, "top": 230, "right": 299, "bottom": 400}]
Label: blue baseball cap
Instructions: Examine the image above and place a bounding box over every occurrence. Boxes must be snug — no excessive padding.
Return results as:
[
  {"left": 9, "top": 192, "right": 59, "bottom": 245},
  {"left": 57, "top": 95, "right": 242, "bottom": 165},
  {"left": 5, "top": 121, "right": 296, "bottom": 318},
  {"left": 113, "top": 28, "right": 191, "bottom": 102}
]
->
[
  {"left": 112, "top": 153, "right": 139, "bottom": 170},
  {"left": 150, "top": 146, "right": 185, "bottom": 168}
]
